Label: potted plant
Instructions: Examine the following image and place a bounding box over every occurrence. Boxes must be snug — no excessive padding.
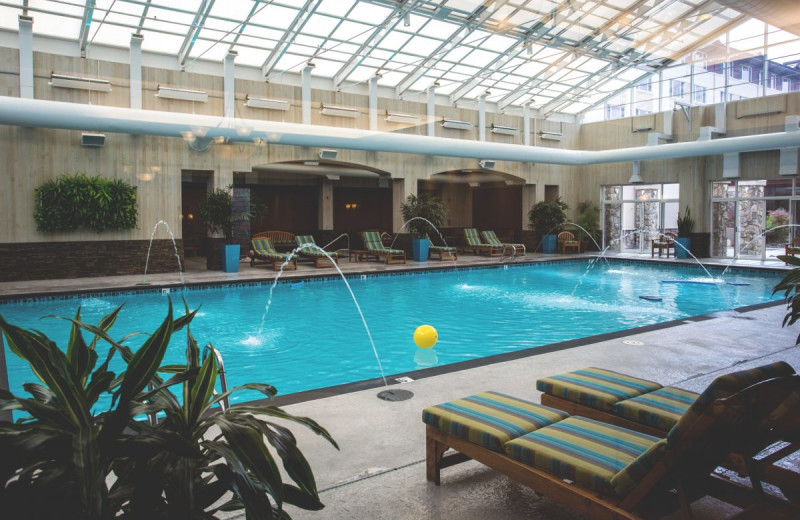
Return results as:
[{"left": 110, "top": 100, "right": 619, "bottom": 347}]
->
[
  {"left": 0, "top": 300, "right": 337, "bottom": 519},
  {"left": 572, "top": 201, "right": 601, "bottom": 251},
  {"left": 676, "top": 205, "right": 695, "bottom": 259},
  {"left": 400, "top": 193, "right": 448, "bottom": 262},
  {"left": 528, "top": 197, "right": 568, "bottom": 254},
  {"left": 198, "top": 185, "right": 264, "bottom": 272}
]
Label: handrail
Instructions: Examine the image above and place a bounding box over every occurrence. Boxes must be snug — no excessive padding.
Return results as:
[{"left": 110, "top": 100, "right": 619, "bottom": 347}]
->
[
  {"left": 203, "top": 344, "right": 230, "bottom": 413},
  {"left": 323, "top": 232, "right": 350, "bottom": 254}
]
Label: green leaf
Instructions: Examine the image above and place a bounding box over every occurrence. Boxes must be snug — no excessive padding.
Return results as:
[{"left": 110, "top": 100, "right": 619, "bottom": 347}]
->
[{"left": 186, "top": 351, "right": 218, "bottom": 426}]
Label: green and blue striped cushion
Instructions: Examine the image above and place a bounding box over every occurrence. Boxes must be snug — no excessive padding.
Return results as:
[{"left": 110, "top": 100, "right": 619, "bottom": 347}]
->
[
  {"left": 252, "top": 238, "right": 289, "bottom": 260},
  {"left": 362, "top": 231, "right": 404, "bottom": 254},
  {"left": 611, "top": 386, "right": 699, "bottom": 432},
  {"left": 463, "top": 228, "right": 484, "bottom": 246},
  {"left": 422, "top": 391, "right": 569, "bottom": 452},
  {"left": 427, "top": 235, "right": 456, "bottom": 252},
  {"left": 505, "top": 416, "right": 661, "bottom": 495},
  {"left": 294, "top": 235, "right": 338, "bottom": 258},
  {"left": 536, "top": 367, "right": 662, "bottom": 412},
  {"left": 480, "top": 230, "right": 523, "bottom": 249}
]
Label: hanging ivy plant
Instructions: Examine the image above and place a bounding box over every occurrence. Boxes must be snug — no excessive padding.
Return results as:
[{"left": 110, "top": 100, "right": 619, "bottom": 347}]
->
[{"left": 34, "top": 173, "right": 138, "bottom": 233}]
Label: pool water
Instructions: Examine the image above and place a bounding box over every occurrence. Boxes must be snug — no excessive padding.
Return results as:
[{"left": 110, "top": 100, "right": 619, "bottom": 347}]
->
[{"left": 0, "top": 261, "right": 783, "bottom": 407}]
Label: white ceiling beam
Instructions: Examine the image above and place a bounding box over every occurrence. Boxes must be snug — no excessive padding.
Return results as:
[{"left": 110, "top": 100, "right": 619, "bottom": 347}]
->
[
  {"left": 177, "top": 0, "right": 216, "bottom": 69},
  {"left": 78, "top": 0, "right": 96, "bottom": 58},
  {"left": 261, "top": 0, "right": 320, "bottom": 79}
]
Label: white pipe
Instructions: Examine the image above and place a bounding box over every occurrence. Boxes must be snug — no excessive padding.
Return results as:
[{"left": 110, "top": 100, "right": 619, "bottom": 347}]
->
[{"left": 1, "top": 96, "right": 800, "bottom": 166}]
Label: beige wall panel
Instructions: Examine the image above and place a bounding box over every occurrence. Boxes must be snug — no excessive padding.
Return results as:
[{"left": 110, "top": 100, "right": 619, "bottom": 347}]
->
[
  {"left": 1, "top": 47, "right": 20, "bottom": 97},
  {"left": 35, "top": 52, "right": 128, "bottom": 106},
  {"left": 142, "top": 66, "right": 222, "bottom": 116}
]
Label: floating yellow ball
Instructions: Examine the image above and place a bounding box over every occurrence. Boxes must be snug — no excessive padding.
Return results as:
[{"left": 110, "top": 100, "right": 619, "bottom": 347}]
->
[{"left": 413, "top": 325, "right": 438, "bottom": 349}]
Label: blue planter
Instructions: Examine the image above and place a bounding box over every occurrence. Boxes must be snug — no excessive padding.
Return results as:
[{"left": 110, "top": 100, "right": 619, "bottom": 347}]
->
[
  {"left": 411, "top": 238, "right": 429, "bottom": 262},
  {"left": 675, "top": 237, "right": 692, "bottom": 259},
  {"left": 542, "top": 234, "right": 558, "bottom": 254},
  {"left": 222, "top": 244, "right": 240, "bottom": 272}
]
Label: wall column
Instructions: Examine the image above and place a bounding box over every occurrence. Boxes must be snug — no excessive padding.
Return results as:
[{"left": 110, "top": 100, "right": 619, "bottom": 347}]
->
[
  {"left": 369, "top": 75, "right": 379, "bottom": 131},
  {"left": 427, "top": 84, "right": 436, "bottom": 137},
  {"left": 129, "top": 33, "right": 143, "bottom": 109},
  {"left": 223, "top": 50, "right": 237, "bottom": 119},
  {"left": 318, "top": 179, "right": 334, "bottom": 230},
  {"left": 18, "top": 15, "right": 33, "bottom": 99},
  {"left": 523, "top": 102, "right": 531, "bottom": 146},
  {"left": 521, "top": 183, "right": 536, "bottom": 229},
  {"left": 478, "top": 91, "right": 487, "bottom": 142},
  {"left": 393, "top": 178, "right": 416, "bottom": 233},
  {"left": 302, "top": 63, "right": 314, "bottom": 125}
]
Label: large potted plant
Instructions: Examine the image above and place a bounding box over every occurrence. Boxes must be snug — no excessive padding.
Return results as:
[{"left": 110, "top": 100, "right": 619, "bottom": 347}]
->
[
  {"left": 198, "top": 186, "right": 263, "bottom": 272},
  {"left": 528, "top": 197, "right": 568, "bottom": 254},
  {"left": 401, "top": 193, "right": 448, "bottom": 262},
  {"left": 675, "top": 205, "right": 695, "bottom": 259},
  {"left": 0, "top": 300, "right": 337, "bottom": 519},
  {"left": 572, "top": 201, "right": 601, "bottom": 251}
]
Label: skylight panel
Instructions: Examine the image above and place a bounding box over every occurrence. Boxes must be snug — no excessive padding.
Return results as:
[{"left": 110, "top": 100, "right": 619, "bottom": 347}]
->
[
  {"left": 249, "top": 4, "right": 301, "bottom": 28},
  {"left": 188, "top": 39, "right": 229, "bottom": 62},
  {"left": 294, "top": 34, "right": 324, "bottom": 49},
  {"left": 771, "top": 41, "right": 800, "bottom": 64},
  {"left": 234, "top": 47, "right": 271, "bottom": 67},
  {"left": 463, "top": 85, "right": 488, "bottom": 99},
  {"left": 361, "top": 57, "right": 386, "bottom": 68},
  {"left": 325, "top": 41, "right": 360, "bottom": 55},
  {"left": 408, "top": 76, "right": 435, "bottom": 93},
  {"left": 560, "top": 101, "right": 590, "bottom": 114},
  {"left": 203, "top": 17, "right": 242, "bottom": 39},
  {"left": 304, "top": 13, "right": 340, "bottom": 38},
  {"left": 593, "top": 4, "right": 621, "bottom": 19},
  {"left": 89, "top": 24, "right": 137, "bottom": 49},
  {"left": 0, "top": 6, "right": 20, "bottom": 31},
  {"left": 345, "top": 1, "right": 393, "bottom": 24},
  {"left": 367, "top": 49, "right": 392, "bottom": 61},
  {"left": 316, "top": 0, "right": 355, "bottom": 17},
  {"left": 236, "top": 33, "right": 279, "bottom": 50},
  {"left": 376, "top": 70, "right": 405, "bottom": 87},
  {"left": 379, "top": 31, "right": 412, "bottom": 52},
  {"left": 274, "top": 53, "right": 312, "bottom": 73},
  {"left": 331, "top": 19, "right": 373, "bottom": 44},
  {"left": 451, "top": 63, "right": 481, "bottom": 77},
  {"left": 390, "top": 52, "right": 421, "bottom": 66},
  {"left": 139, "top": 30, "right": 184, "bottom": 54},
  {"left": 97, "top": 0, "right": 143, "bottom": 21},
  {"left": 307, "top": 58, "right": 341, "bottom": 77},
  {"left": 403, "top": 35, "right": 444, "bottom": 56},
  {"left": 317, "top": 49, "right": 354, "bottom": 63},
  {"left": 143, "top": 7, "right": 194, "bottom": 34},
  {"left": 464, "top": 48, "right": 500, "bottom": 68},
  {"left": 239, "top": 25, "right": 285, "bottom": 43},
  {"left": 416, "top": 19, "right": 459, "bottom": 40},
  {"left": 508, "top": 11, "right": 536, "bottom": 27},
  {"left": 651, "top": 2, "right": 693, "bottom": 25},
  {"left": 150, "top": 0, "right": 202, "bottom": 11},
  {"left": 481, "top": 34, "right": 518, "bottom": 53},
  {"left": 432, "top": 81, "right": 459, "bottom": 95},
  {"left": 33, "top": 12, "right": 80, "bottom": 39},
  {"left": 343, "top": 65, "right": 378, "bottom": 84},
  {"left": 208, "top": 0, "right": 257, "bottom": 21},
  {"left": 446, "top": 0, "right": 487, "bottom": 14},
  {"left": 441, "top": 46, "right": 472, "bottom": 63}
]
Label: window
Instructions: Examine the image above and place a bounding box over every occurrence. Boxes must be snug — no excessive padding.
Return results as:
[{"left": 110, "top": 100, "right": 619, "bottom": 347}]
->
[
  {"left": 637, "top": 77, "right": 652, "bottom": 92},
  {"left": 783, "top": 78, "right": 790, "bottom": 92},
  {"left": 731, "top": 65, "right": 742, "bottom": 80},
  {"left": 605, "top": 104, "right": 626, "bottom": 119},
  {"left": 669, "top": 80, "right": 686, "bottom": 98},
  {"left": 768, "top": 73, "right": 778, "bottom": 89},
  {"left": 742, "top": 65, "right": 752, "bottom": 82},
  {"left": 635, "top": 108, "right": 651, "bottom": 115},
  {"left": 694, "top": 86, "right": 706, "bottom": 104},
  {"left": 719, "top": 91, "right": 726, "bottom": 103}
]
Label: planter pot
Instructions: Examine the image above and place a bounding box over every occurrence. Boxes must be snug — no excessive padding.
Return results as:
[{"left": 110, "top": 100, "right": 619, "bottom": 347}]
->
[
  {"left": 542, "top": 234, "right": 558, "bottom": 254},
  {"left": 222, "top": 244, "right": 241, "bottom": 272},
  {"left": 675, "top": 237, "right": 692, "bottom": 259},
  {"left": 411, "top": 238, "right": 429, "bottom": 262}
]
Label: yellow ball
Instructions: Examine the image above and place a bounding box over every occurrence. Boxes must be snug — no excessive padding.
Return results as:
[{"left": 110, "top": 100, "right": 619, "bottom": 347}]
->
[{"left": 413, "top": 325, "right": 438, "bottom": 349}]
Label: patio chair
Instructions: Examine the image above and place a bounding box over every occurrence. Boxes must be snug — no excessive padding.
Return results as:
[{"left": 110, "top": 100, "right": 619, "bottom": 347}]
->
[
  {"left": 424, "top": 369, "right": 800, "bottom": 520},
  {"left": 250, "top": 237, "right": 297, "bottom": 271},
  {"left": 481, "top": 230, "right": 526, "bottom": 256},
  {"left": 462, "top": 228, "right": 503, "bottom": 257},
  {"left": 536, "top": 363, "right": 800, "bottom": 500},
  {"left": 785, "top": 237, "right": 800, "bottom": 261},
  {"left": 360, "top": 230, "right": 406, "bottom": 264},
  {"left": 427, "top": 234, "right": 457, "bottom": 261},
  {"left": 651, "top": 232, "right": 676, "bottom": 258},
  {"left": 557, "top": 230, "right": 580, "bottom": 254},
  {"left": 293, "top": 234, "right": 338, "bottom": 268}
]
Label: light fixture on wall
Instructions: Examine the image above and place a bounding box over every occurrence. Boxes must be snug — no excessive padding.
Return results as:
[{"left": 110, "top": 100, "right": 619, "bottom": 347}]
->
[
  {"left": 540, "top": 131, "right": 563, "bottom": 141},
  {"left": 50, "top": 72, "right": 111, "bottom": 92},
  {"left": 245, "top": 95, "right": 290, "bottom": 110},
  {"left": 442, "top": 118, "right": 473, "bottom": 130},
  {"left": 385, "top": 111, "right": 420, "bottom": 124},
  {"left": 490, "top": 124, "right": 518, "bottom": 136},
  {"left": 478, "top": 159, "right": 496, "bottom": 169},
  {"left": 319, "top": 149, "right": 339, "bottom": 160},
  {"left": 156, "top": 85, "right": 208, "bottom": 102},
  {"left": 320, "top": 104, "right": 360, "bottom": 118}
]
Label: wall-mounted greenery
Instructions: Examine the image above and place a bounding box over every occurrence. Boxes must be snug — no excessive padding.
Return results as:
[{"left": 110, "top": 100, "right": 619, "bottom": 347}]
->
[{"left": 34, "top": 173, "right": 138, "bottom": 233}]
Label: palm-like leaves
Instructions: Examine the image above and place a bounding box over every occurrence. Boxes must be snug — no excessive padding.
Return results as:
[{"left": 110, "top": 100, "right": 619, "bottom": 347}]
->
[
  {"left": 774, "top": 255, "right": 800, "bottom": 344},
  {"left": 0, "top": 299, "right": 336, "bottom": 519}
]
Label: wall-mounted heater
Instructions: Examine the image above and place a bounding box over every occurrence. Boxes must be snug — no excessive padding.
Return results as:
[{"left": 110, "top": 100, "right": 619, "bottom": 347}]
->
[
  {"left": 156, "top": 85, "right": 208, "bottom": 102},
  {"left": 81, "top": 132, "right": 105, "bottom": 147},
  {"left": 540, "top": 131, "right": 563, "bottom": 141},
  {"left": 442, "top": 118, "right": 473, "bottom": 130},
  {"left": 490, "top": 124, "right": 518, "bottom": 136},
  {"left": 320, "top": 104, "right": 359, "bottom": 118},
  {"left": 478, "top": 160, "right": 496, "bottom": 169},
  {"left": 49, "top": 73, "right": 111, "bottom": 92},
  {"left": 245, "top": 95, "right": 290, "bottom": 111},
  {"left": 385, "top": 112, "right": 420, "bottom": 124}
]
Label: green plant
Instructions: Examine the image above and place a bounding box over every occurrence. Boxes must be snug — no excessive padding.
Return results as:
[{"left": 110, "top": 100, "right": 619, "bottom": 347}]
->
[
  {"left": 0, "top": 300, "right": 336, "bottom": 519},
  {"left": 766, "top": 208, "right": 789, "bottom": 244},
  {"left": 527, "top": 197, "right": 569, "bottom": 237},
  {"left": 198, "top": 185, "right": 265, "bottom": 243},
  {"left": 676, "top": 205, "right": 695, "bottom": 236},
  {"left": 34, "top": 173, "right": 138, "bottom": 233},
  {"left": 400, "top": 193, "right": 448, "bottom": 239},
  {"left": 572, "top": 201, "right": 601, "bottom": 246},
  {"left": 774, "top": 255, "right": 800, "bottom": 345}
]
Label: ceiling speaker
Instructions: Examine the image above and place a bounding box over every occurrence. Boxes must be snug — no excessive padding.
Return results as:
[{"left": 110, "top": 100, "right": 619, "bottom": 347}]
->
[{"left": 81, "top": 132, "right": 105, "bottom": 147}]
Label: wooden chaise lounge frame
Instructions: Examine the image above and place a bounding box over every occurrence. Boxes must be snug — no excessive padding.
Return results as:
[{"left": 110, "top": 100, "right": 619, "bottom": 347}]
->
[
  {"left": 360, "top": 230, "right": 406, "bottom": 265},
  {"left": 252, "top": 230, "right": 295, "bottom": 249},
  {"left": 426, "top": 376, "right": 800, "bottom": 520},
  {"left": 462, "top": 228, "right": 503, "bottom": 257}
]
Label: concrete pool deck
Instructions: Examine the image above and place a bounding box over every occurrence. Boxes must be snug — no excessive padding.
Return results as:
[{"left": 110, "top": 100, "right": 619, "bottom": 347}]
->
[{"left": 1, "top": 252, "right": 798, "bottom": 519}]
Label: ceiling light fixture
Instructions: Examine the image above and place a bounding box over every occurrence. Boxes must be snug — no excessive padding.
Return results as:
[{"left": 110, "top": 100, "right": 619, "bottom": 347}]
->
[
  {"left": 50, "top": 73, "right": 111, "bottom": 92},
  {"left": 320, "top": 104, "right": 360, "bottom": 118},
  {"left": 540, "top": 131, "right": 563, "bottom": 141},
  {"left": 245, "top": 95, "right": 290, "bottom": 110},
  {"left": 490, "top": 124, "right": 518, "bottom": 136},
  {"left": 442, "top": 118, "right": 473, "bottom": 130},
  {"left": 386, "top": 111, "right": 420, "bottom": 124},
  {"left": 156, "top": 85, "right": 208, "bottom": 102}
]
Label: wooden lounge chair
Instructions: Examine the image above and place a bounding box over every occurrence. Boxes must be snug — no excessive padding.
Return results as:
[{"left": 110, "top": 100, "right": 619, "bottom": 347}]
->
[
  {"left": 424, "top": 369, "right": 800, "bottom": 520},
  {"left": 480, "top": 230, "right": 526, "bottom": 256},
  {"left": 536, "top": 363, "right": 800, "bottom": 501},
  {"left": 652, "top": 232, "right": 676, "bottom": 258},
  {"left": 249, "top": 237, "right": 297, "bottom": 271},
  {"left": 557, "top": 230, "right": 580, "bottom": 254},
  {"left": 293, "top": 234, "right": 338, "bottom": 268},
  {"left": 251, "top": 230, "right": 295, "bottom": 250},
  {"left": 360, "top": 230, "right": 406, "bottom": 264},
  {"left": 462, "top": 228, "right": 503, "bottom": 257},
  {"left": 785, "top": 237, "right": 800, "bottom": 260},
  {"left": 427, "top": 234, "right": 457, "bottom": 261}
]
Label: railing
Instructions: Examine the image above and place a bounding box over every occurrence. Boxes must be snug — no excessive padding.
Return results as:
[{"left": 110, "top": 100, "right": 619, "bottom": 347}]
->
[{"left": 324, "top": 232, "right": 350, "bottom": 257}]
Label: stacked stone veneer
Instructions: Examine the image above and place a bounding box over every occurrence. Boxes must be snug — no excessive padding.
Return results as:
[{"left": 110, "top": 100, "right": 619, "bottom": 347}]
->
[{"left": 0, "top": 240, "right": 185, "bottom": 282}]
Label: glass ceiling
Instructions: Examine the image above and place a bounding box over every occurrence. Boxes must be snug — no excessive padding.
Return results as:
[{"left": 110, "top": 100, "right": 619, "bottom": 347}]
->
[{"left": 1, "top": 0, "right": 797, "bottom": 118}]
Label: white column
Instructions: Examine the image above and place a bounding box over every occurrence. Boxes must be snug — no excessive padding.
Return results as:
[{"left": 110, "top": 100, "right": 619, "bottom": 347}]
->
[
  {"left": 223, "top": 51, "right": 237, "bottom": 119},
  {"left": 523, "top": 102, "right": 531, "bottom": 146},
  {"left": 302, "top": 63, "right": 314, "bottom": 125},
  {"left": 427, "top": 84, "right": 436, "bottom": 137},
  {"left": 18, "top": 15, "right": 33, "bottom": 99},
  {"left": 129, "top": 33, "right": 143, "bottom": 109},
  {"left": 478, "top": 92, "right": 487, "bottom": 142},
  {"left": 369, "top": 75, "right": 378, "bottom": 131}
]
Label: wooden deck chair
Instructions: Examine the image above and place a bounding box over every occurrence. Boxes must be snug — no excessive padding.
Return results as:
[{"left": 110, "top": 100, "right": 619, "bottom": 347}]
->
[
  {"left": 250, "top": 237, "right": 297, "bottom": 271},
  {"left": 293, "top": 234, "right": 338, "bottom": 268},
  {"left": 424, "top": 372, "right": 800, "bottom": 520},
  {"left": 651, "top": 232, "right": 676, "bottom": 258},
  {"left": 557, "top": 230, "right": 581, "bottom": 254},
  {"left": 480, "top": 230, "right": 526, "bottom": 256},
  {"left": 427, "top": 234, "right": 457, "bottom": 261},
  {"left": 462, "top": 228, "right": 503, "bottom": 257},
  {"left": 535, "top": 363, "right": 800, "bottom": 501},
  {"left": 360, "top": 230, "right": 406, "bottom": 264}
]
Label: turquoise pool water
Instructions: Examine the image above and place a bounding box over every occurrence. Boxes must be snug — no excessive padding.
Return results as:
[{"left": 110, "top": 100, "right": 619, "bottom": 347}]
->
[{"left": 0, "top": 261, "right": 784, "bottom": 406}]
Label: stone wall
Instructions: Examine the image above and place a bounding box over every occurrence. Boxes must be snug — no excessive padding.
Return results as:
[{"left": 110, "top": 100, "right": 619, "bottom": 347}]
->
[{"left": 0, "top": 240, "right": 185, "bottom": 282}]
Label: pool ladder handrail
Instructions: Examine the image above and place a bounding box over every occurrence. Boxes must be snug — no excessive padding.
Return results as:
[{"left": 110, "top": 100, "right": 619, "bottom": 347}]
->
[{"left": 323, "top": 232, "right": 350, "bottom": 257}]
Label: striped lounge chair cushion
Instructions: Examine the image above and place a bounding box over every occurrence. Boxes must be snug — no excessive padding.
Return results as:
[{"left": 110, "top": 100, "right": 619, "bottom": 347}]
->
[
  {"left": 295, "top": 235, "right": 338, "bottom": 258},
  {"left": 536, "top": 367, "right": 662, "bottom": 412},
  {"left": 505, "top": 416, "right": 662, "bottom": 495},
  {"left": 463, "top": 228, "right": 484, "bottom": 246},
  {"left": 480, "top": 230, "right": 523, "bottom": 249},
  {"left": 667, "top": 361, "right": 796, "bottom": 446},
  {"left": 612, "top": 387, "right": 699, "bottom": 432},
  {"left": 422, "top": 391, "right": 569, "bottom": 452},
  {"left": 363, "top": 231, "right": 404, "bottom": 254}
]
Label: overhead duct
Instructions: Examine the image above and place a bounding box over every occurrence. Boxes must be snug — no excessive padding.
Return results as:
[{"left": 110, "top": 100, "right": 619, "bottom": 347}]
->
[{"left": 2, "top": 97, "right": 800, "bottom": 166}]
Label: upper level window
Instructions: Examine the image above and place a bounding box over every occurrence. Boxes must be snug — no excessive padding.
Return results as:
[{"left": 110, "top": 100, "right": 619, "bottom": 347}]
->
[
  {"left": 694, "top": 86, "right": 706, "bottom": 104},
  {"left": 637, "top": 77, "right": 652, "bottom": 92},
  {"left": 742, "top": 65, "right": 752, "bottom": 82},
  {"left": 606, "top": 104, "right": 626, "bottom": 119},
  {"left": 669, "top": 80, "right": 686, "bottom": 98}
]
